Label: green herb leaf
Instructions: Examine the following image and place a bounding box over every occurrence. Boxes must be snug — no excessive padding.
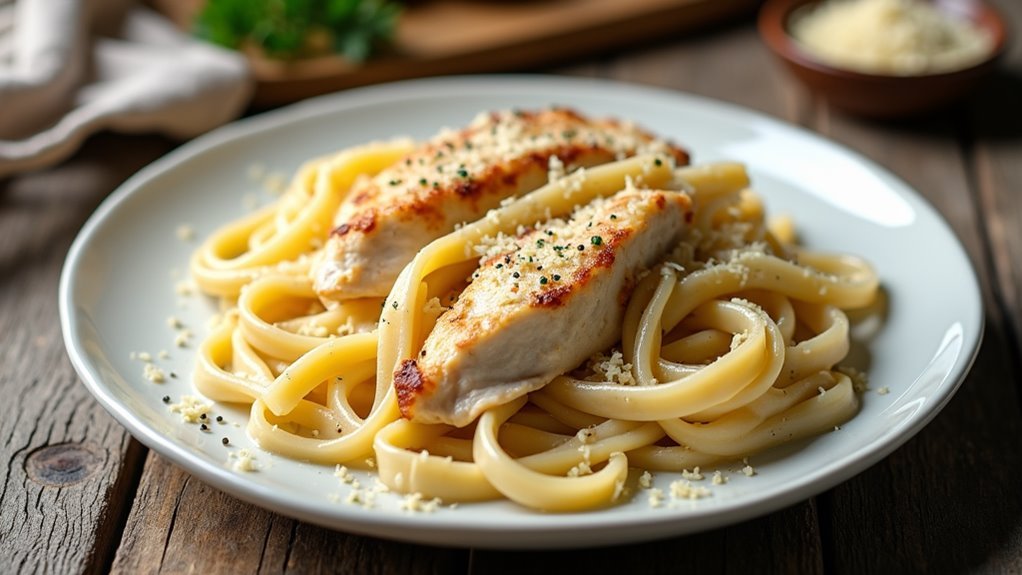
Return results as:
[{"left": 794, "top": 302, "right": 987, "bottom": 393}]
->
[{"left": 194, "top": 0, "right": 401, "bottom": 62}]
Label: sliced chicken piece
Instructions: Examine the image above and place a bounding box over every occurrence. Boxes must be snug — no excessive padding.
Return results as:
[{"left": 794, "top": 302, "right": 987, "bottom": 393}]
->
[
  {"left": 314, "top": 108, "right": 689, "bottom": 301},
  {"left": 394, "top": 188, "right": 692, "bottom": 426}
]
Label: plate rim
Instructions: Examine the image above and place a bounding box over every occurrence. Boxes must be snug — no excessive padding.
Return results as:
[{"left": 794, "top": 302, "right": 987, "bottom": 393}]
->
[{"left": 59, "top": 74, "right": 985, "bottom": 548}]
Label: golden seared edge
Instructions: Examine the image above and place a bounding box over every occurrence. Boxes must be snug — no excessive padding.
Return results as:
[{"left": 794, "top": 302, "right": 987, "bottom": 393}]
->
[
  {"left": 313, "top": 108, "right": 689, "bottom": 302},
  {"left": 395, "top": 188, "right": 693, "bottom": 427}
]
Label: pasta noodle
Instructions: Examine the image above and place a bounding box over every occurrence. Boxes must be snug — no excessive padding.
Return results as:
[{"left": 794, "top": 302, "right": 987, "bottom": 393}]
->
[{"left": 189, "top": 113, "right": 879, "bottom": 512}]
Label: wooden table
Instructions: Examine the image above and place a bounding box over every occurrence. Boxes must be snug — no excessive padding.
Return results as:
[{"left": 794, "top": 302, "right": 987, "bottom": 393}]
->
[{"left": 3, "top": 4, "right": 1021, "bottom": 573}]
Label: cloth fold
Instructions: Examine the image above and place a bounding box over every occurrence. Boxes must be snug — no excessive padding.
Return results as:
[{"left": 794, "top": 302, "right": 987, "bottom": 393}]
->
[{"left": 0, "top": 0, "right": 253, "bottom": 178}]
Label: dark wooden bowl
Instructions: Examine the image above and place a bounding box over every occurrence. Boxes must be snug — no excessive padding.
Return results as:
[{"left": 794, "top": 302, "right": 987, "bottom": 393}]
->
[{"left": 758, "top": 0, "right": 1008, "bottom": 118}]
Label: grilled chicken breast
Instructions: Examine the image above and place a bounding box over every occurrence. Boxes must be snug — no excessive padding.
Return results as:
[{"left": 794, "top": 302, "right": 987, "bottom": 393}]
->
[
  {"left": 394, "top": 188, "right": 692, "bottom": 426},
  {"left": 314, "top": 108, "right": 689, "bottom": 301}
]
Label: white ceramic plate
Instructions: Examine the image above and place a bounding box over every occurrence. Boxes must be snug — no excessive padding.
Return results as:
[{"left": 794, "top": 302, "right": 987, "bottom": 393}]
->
[{"left": 60, "top": 76, "right": 983, "bottom": 549}]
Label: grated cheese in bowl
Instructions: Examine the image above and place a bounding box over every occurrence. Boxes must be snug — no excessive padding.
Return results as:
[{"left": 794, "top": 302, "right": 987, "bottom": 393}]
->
[{"left": 791, "top": 0, "right": 994, "bottom": 76}]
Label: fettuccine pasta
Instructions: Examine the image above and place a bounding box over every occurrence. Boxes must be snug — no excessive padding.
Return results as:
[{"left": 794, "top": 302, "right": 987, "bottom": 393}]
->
[{"left": 189, "top": 113, "right": 879, "bottom": 512}]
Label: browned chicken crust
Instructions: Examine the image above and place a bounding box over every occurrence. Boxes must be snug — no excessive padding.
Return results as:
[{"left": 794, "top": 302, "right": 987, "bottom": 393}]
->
[
  {"left": 396, "top": 188, "right": 692, "bottom": 426},
  {"left": 313, "top": 108, "right": 689, "bottom": 301}
]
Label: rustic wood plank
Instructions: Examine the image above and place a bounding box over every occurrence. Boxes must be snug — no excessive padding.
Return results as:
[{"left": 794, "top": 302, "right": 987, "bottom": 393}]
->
[
  {"left": 110, "top": 453, "right": 290, "bottom": 574},
  {"left": 471, "top": 501, "right": 824, "bottom": 575},
  {"left": 608, "top": 18, "right": 815, "bottom": 123},
  {"left": 110, "top": 453, "right": 470, "bottom": 574},
  {"left": 285, "top": 519, "right": 468, "bottom": 574},
  {"left": 965, "top": 1, "right": 1022, "bottom": 569},
  {"left": 808, "top": 64, "right": 1022, "bottom": 572},
  {"left": 0, "top": 134, "right": 174, "bottom": 574},
  {"left": 470, "top": 531, "right": 724, "bottom": 575},
  {"left": 724, "top": 500, "right": 825, "bottom": 574},
  {"left": 973, "top": 0, "right": 1022, "bottom": 346}
]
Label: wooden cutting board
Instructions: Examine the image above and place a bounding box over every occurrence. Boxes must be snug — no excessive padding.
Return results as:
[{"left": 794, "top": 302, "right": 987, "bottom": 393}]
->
[{"left": 153, "top": 0, "right": 761, "bottom": 106}]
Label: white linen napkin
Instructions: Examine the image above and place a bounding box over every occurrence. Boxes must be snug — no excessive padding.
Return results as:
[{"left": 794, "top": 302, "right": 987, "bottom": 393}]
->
[{"left": 0, "top": 0, "right": 253, "bottom": 178}]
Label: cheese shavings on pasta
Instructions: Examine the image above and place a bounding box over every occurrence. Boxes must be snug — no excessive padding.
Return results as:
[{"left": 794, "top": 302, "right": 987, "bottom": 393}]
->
[{"left": 186, "top": 108, "right": 881, "bottom": 513}]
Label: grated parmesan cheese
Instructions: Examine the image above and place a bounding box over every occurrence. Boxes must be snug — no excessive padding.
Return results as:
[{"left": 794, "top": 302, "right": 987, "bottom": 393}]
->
[
  {"left": 422, "top": 297, "right": 446, "bottom": 318},
  {"left": 639, "top": 470, "right": 653, "bottom": 489},
  {"left": 400, "top": 492, "right": 441, "bottom": 513},
  {"left": 669, "top": 480, "right": 711, "bottom": 500},
  {"left": 567, "top": 462, "right": 593, "bottom": 477},
  {"left": 681, "top": 467, "right": 704, "bottom": 481},
  {"left": 345, "top": 489, "right": 363, "bottom": 506},
  {"left": 230, "top": 448, "right": 258, "bottom": 472},
  {"left": 586, "top": 350, "right": 637, "bottom": 386},
  {"left": 143, "top": 363, "right": 166, "bottom": 383},
  {"left": 168, "top": 395, "right": 211, "bottom": 423},
  {"left": 648, "top": 488, "right": 665, "bottom": 508},
  {"left": 547, "top": 155, "right": 565, "bottom": 182},
  {"left": 174, "top": 329, "right": 193, "bottom": 348},
  {"left": 792, "top": 0, "right": 993, "bottom": 76}
]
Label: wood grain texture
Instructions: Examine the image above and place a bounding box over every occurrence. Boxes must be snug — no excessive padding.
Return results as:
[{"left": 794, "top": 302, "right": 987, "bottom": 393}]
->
[
  {"left": 964, "top": 1, "right": 1022, "bottom": 567},
  {"left": 0, "top": 135, "right": 173, "bottom": 574},
  {"left": 608, "top": 18, "right": 809, "bottom": 120},
  {"left": 110, "top": 453, "right": 470, "bottom": 574},
  {"left": 470, "top": 530, "right": 724, "bottom": 575},
  {"left": 110, "top": 453, "right": 289, "bottom": 574},
  {"left": 974, "top": 0, "right": 1022, "bottom": 344}
]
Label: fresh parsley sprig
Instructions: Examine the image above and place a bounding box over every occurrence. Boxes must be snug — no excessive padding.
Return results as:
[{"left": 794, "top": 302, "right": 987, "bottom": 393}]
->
[{"left": 195, "top": 0, "right": 401, "bottom": 62}]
